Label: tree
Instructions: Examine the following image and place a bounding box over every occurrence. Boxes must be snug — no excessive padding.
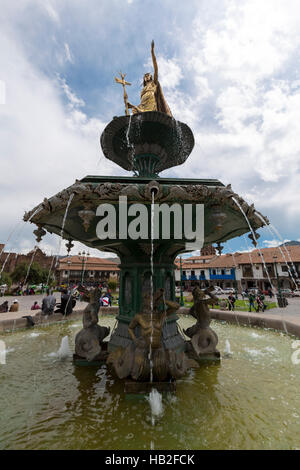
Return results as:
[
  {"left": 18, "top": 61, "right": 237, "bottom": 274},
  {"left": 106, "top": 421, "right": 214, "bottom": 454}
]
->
[
  {"left": 0, "top": 271, "right": 12, "bottom": 288},
  {"left": 108, "top": 277, "right": 118, "bottom": 292},
  {"left": 11, "top": 262, "right": 48, "bottom": 285}
]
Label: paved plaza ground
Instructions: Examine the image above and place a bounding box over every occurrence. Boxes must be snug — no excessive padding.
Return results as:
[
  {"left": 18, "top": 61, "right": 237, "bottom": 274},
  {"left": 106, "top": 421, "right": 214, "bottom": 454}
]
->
[
  {"left": 0, "top": 292, "right": 299, "bottom": 327},
  {"left": 0, "top": 293, "right": 88, "bottom": 322}
]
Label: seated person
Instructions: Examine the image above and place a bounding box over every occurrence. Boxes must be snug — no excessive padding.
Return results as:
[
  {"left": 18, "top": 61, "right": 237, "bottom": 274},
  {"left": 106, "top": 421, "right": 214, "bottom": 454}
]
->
[
  {"left": 41, "top": 290, "right": 56, "bottom": 315},
  {"left": 100, "top": 294, "right": 110, "bottom": 307},
  {"left": 0, "top": 301, "right": 9, "bottom": 313},
  {"left": 31, "top": 301, "right": 41, "bottom": 310},
  {"left": 55, "top": 289, "right": 76, "bottom": 315},
  {"left": 9, "top": 300, "right": 19, "bottom": 312}
]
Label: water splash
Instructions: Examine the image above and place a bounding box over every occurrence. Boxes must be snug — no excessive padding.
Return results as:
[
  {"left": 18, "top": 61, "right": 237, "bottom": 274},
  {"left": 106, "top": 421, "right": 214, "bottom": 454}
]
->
[
  {"left": 57, "top": 336, "right": 72, "bottom": 360},
  {"left": 224, "top": 339, "right": 232, "bottom": 357},
  {"left": 148, "top": 388, "right": 164, "bottom": 419}
]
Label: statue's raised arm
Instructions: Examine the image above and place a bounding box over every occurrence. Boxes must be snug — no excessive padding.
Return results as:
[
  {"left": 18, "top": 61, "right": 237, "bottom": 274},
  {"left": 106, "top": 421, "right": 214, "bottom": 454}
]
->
[{"left": 151, "top": 40, "right": 158, "bottom": 84}]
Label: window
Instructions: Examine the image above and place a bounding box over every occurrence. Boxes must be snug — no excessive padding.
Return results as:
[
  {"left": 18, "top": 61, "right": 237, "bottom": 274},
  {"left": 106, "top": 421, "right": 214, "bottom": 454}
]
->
[
  {"left": 212, "top": 269, "right": 216, "bottom": 275},
  {"left": 221, "top": 269, "right": 225, "bottom": 275},
  {"left": 201, "top": 270, "right": 205, "bottom": 276},
  {"left": 281, "top": 265, "right": 288, "bottom": 272}
]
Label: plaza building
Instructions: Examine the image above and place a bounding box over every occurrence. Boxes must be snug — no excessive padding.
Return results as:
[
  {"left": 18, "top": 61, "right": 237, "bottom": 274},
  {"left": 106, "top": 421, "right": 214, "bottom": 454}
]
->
[
  {"left": 0, "top": 245, "right": 54, "bottom": 275},
  {"left": 57, "top": 255, "right": 120, "bottom": 286},
  {"left": 175, "top": 244, "right": 300, "bottom": 292}
]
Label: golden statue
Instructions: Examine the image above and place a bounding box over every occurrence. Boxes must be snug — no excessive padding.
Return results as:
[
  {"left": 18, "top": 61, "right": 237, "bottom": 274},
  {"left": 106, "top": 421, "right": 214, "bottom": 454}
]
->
[{"left": 127, "top": 40, "right": 172, "bottom": 117}]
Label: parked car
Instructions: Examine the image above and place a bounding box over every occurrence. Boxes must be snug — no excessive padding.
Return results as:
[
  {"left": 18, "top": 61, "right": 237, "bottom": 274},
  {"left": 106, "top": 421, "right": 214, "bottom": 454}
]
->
[
  {"left": 223, "top": 287, "right": 234, "bottom": 294},
  {"left": 292, "top": 289, "right": 300, "bottom": 297},
  {"left": 280, "top": 289, "right": 293, "bottom": 298},
  {"left": 213, "top": 286, "right": 225, "bottom": 295}
]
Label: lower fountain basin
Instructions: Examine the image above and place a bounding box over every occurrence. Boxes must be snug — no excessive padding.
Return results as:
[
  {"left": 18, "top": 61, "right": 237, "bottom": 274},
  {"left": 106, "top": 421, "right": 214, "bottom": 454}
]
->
[{"left": 0, "top": 317, "right": 299, "bottom": 450}]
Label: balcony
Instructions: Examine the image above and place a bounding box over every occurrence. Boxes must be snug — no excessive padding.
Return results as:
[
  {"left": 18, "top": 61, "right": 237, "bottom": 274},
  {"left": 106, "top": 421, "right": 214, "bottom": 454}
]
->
[{"left": 209, "top": 268, "right": 235, "bottom": 280}]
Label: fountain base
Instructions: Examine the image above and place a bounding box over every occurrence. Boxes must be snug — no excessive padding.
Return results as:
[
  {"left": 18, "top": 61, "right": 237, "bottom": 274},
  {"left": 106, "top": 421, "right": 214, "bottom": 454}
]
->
[
  {"left": 73, "top": 341, "right": 109, "bottom": 366},
  {"left": 124, "top": 379, "right": 176, "bottom": 394},
  {"left": 187, "top": 351, "right": 221, "bottom": 365}
]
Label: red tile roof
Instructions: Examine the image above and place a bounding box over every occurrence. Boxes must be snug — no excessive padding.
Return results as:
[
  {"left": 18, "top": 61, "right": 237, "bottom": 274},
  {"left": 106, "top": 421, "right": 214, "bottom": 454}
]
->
[
  {"left": 175, "top": 246, "right": 300, "bottom": 269},
  {"left": 58, "top": 256, "right": 119, "bottom": 271}
]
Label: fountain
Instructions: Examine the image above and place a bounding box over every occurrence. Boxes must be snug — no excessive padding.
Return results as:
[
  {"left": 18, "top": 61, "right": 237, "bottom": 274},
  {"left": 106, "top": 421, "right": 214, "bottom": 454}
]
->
[{"left": 23, "top": 42, "right": 267, "bottom": 390}]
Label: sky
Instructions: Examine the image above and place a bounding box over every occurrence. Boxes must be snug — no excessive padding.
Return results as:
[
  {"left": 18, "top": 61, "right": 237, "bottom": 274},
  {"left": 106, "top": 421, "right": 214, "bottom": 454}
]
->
[{"left": 0, "top": 0, "right": 300, "bottom": 259}]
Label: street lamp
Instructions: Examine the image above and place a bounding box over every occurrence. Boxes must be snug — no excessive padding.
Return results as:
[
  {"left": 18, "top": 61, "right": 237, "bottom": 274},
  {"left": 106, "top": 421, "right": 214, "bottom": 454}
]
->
[
  {"left": 78, "top": 251, "right": 90, "bottom": 286},
  {"left": 180, "top": 256, "right": 184, "bottom": 307}
]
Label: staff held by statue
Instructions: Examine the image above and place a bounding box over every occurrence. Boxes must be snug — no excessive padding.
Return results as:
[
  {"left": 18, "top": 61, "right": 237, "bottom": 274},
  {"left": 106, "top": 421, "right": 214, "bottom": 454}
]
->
[{"left": 114, "top": 72, "right": 131, "bottom": 116}]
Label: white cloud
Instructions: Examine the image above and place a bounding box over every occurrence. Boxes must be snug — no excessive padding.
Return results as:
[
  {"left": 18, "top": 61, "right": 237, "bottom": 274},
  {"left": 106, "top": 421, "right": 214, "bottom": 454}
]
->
[
  {"left": 1, "top": 0, "right": 300, "bottom": 255},
  {"left": 156, "top": 57, "right": 183, "bottom": 90},
  {"left": 163, "top": 0, "right": 300, "bottom": 230},
  {"left": 64, "top": 43, "right": 74, "bottom": 64},
  {"left": 42, "top": 0, "right": 60, "bottom": 24},
  {"left": 263, "top": 239, "right": 291, "bottom": 248},
  {"left": 0, "top": 29, "right": 119, "bottom": 254}
]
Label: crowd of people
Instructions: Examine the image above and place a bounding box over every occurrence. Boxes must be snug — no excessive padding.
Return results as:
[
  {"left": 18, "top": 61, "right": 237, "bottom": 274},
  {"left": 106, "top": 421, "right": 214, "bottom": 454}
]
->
[
  {"left": 0, "top": 299, "right": 19, "bottom": 312},
  {"left": 218, "top": 291, "right": 268, "bottom": 313},
  {"left": 0, "top": 283, "right": 115, "bottom": 315}
]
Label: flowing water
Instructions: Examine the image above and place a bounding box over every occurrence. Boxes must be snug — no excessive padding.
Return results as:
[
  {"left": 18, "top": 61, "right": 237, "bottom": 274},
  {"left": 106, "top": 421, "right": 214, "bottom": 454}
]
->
[
  {"left": 232, "top": 198, "right": 289, "bottom": 334},
  {"left": 0, "top": 251, "right": 11, "bottom": 276},
  {"left": 149, "top": 191, "right": 155, "bottom": 383},
  {"left": 23, "top": 245, "right": 39, "bottom": 286},
  {"left": 270, "top": 224, "right": 299, "bottom": 281},
  {"left": 55, "top": 193, "right": 75, "bottom": 268},
  {"left": 254, "top": 213, "right": 298, "bottom": 289},
  {"left": 0, "top": 316, "right": 299, "bottom": 450},
  {"left": 0, "top": 206, "right": 43, "bottom": 258}
]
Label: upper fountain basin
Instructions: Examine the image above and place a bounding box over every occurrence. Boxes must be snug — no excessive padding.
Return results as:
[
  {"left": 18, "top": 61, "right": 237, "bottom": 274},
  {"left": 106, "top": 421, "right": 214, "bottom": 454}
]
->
[{"left": 100, "top": 112, "right": 195, "bottom": 177}]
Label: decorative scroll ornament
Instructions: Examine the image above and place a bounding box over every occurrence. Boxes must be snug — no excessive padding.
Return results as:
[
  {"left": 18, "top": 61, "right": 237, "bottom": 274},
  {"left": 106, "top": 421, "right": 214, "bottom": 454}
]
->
[
  {"left": 78, "top": 202, "right": 95, "bottom": 232},
  {"left": 248, "top": 231, "right": 260, "bottom": 247},
  {"left": 33, "top": 225, "right": 46, "bottom": 243},
  {"left": 216, "top": 242, "right": 224, "bottom": 256},
  {"left": 66, "top": 239, "right": 74, "bottom": 254}
]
